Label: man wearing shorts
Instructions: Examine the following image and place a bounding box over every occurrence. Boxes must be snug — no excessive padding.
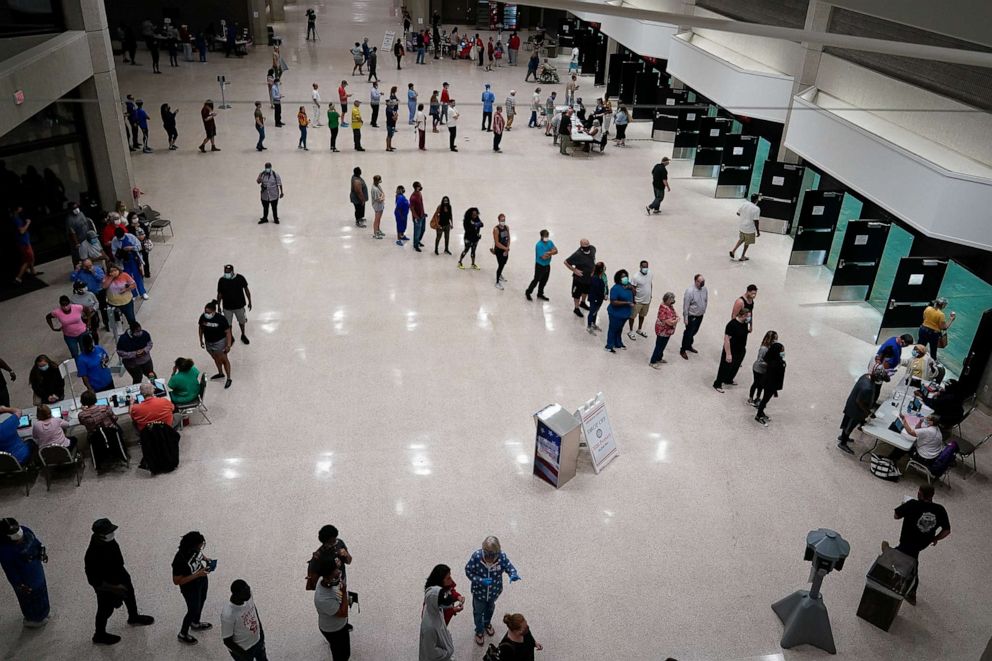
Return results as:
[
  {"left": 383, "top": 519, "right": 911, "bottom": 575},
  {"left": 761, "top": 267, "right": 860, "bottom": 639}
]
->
[
  {"left": 217, "top": 264, "right": 252, "bottom": 345},
  {"left": 198, "top": 99, "right": 219, "bottom": 152},
  {"left": 564, "top": 239, "right": 596, "bottom": 318},
  {"left": 730, "top": 194, "right": 761, "bottom": 261},
  {"left": 628, "top": 259, "right": 652, "bottom": 340}
]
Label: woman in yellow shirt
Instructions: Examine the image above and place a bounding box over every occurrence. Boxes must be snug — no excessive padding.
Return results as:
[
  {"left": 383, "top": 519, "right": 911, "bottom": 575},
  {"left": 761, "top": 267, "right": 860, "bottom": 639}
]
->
[
  {"left": 350, "top": 100, "right": 365, "bottom": 152},
  {"left": 297, "top": 106, "right": 310, "bottom": 150},
  {"left": 918, "top": 297, "right": 955, "bottom": 359}
]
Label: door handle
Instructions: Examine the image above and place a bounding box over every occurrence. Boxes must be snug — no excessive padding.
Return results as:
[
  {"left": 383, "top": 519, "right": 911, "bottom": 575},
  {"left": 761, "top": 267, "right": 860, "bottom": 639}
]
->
[
  {"left": 887, "top": 300, "right": 921, "bottom": 310},
  {"left": 797, "top": 227, "right": 832, "bottom": 235},
  {"left": 759, "top": 195, "right": 791, "bottom": 203},
  {"left": 838, "top": 260, "right": 877, "bottom": 269}
]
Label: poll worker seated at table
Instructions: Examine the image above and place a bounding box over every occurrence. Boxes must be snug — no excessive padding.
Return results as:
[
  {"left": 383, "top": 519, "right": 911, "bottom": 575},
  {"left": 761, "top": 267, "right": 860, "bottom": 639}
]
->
[
  {"left": 916, "top": 379, "right": 966, "bottom": 427},
  {"left": 167, "top": 358, "right": 201, "bottom": 407},
  {"left": 0, "top": 406, "right": 36, "bottom": 466},
  {"left": 75, "top": 334, "right": 114, "bottom": 394},
  {"left": 77, "top": 390, "right": 119, "bottom": 434},
  {"left": 901, "top": 344, "right": 939, "bottom": 388},
  {"left": 32, "top": 404, "right": 77, "bottom": 452},
  {"left": 890, "top": 413, "right": 951, "bottom": 468},
  {"left": 28, "top": 355, "right": 65, "bottom": 406},
  {"left": 129, "top": 383, "right": 174, "bottom": 432}
]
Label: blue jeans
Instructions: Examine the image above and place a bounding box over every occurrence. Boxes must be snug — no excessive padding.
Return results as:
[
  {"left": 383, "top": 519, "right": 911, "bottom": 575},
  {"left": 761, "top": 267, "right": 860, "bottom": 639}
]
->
[
  {"left": 256, "top": 125, "right": 265, "bottom": 150},
  {"left": 918, "top": 326, "right": 941, "bottom": 359},
  {"left": 650, "top": 335, "right": 671, "bottom": 364},
  {"left": 606, "top": 314, "right": 626, "bottom": 350},
  {"left": 587, "top": 300, "right": 602, "bottom": 328},
  {"left": 416, "top": 47, "right": 425, "bottom": 63},
  {"left": 413, "top": 216, "right": 426, "bottom": 246},
  {"left": 472, "top": 595, "right": 497, "bottom": 635},
  {"left": 529, "top": 110, "right": 538, "bottom": 127},
  {"left": 299, "top": 125, "right": 307, "bottom": 148},
  {"left": 111, "top": 301, "right": 137, "bottom": 327},
  {"left": 64, "top": 334, "right": 83, "bottom": 358},
  {"left": 648, "top": 186, "right": 665, "bottom": 211}
]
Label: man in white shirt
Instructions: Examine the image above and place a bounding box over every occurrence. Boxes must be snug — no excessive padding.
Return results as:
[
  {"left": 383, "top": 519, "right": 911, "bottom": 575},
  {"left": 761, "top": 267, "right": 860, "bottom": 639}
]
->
[
  {"left": 221, "top": 580, "right": 267, "bottom": 660},
  {"left": 730, "top": 194, "right": 761, "bottom": 261},
  {"left": 628, "top": 259, "right": 653, "bottom": 340},
  {"left": 447, "top": 100, "right": 459, "bottom": 152},
  {"left": 311, "top": 83, "right": 322, "bottom": 127},
  {"left": 529, "top": 87, "right": 541, "bottom": 128}
]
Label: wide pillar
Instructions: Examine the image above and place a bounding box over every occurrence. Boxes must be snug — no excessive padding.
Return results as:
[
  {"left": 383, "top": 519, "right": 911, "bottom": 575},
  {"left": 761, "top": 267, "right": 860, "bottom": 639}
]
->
[
  {"left": 270, "top": 0, "right": 286, "bottom": 23},
  {"left": 779, "top": 0, "right": 832, "bottom": 162},
  {"left": 249, "top": 0, "right": 267, "bottom": 44},
  {"left": 65, "top": 0, "right": 135, "bottom": 209}
]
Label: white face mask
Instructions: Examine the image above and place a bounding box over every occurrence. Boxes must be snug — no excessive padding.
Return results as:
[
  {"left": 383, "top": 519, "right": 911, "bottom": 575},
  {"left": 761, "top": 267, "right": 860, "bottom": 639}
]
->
[
  {"left": 9, "top": 528, "right": 23, "bottom": 542},
  {"left": 204, "top": 313, "right": 215, "bottom": 319},
  {"left": 73, "top": 208, "right": 81, "bottom": 215},
  {"left": 103, "top": 532, "right": 115, "bottom": 542},
  {"left": 224, "top": 272, "right": 234, "bottom": 279},
  {"left": 640, "top": 268, "right": 648, "bottom": 275}
]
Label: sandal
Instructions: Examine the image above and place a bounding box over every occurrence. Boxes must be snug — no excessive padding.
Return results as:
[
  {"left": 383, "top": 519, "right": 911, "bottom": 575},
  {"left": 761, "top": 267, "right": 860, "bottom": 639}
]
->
[
  {"left": 475, "top": 633, "right": 485, "bottom": 646},
  {"left": 485, "top": 624, "right": 495, "bottom": 636}
]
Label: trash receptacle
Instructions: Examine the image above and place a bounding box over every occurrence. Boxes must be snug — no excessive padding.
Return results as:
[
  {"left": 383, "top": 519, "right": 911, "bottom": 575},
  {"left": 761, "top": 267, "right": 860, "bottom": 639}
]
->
[{"left": 856, "top": 547, "right": 916, "bottom": 631}]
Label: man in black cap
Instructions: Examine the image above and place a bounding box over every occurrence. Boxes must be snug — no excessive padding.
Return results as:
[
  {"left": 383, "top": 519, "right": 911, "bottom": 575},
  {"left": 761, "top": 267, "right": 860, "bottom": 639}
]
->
[
  {"left": 837, "top": 366, "right": 890, "bottom": 454},
  {"left": 84, "top": 518, "right": 154, "bottom": 644},
  {"left": 217, "top": 264, "right": 253, "bottom": 345}
]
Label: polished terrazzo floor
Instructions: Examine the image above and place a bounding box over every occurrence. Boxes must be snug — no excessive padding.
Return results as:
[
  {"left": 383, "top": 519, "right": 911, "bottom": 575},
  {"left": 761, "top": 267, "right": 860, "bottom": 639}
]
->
[{"left": 1, "top": 2, "right": 991, "bottom": 660}]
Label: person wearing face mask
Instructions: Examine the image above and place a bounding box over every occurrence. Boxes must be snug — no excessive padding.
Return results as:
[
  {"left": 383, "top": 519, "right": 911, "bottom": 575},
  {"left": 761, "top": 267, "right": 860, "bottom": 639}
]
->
[
  {"left": 72, "top": 257, "right": 109, "bottom": 330},
  {"left": 713, "top": 307, "right": 750, "bottom": 393},
  {"left": 46, "top": 294, "right": 93, "bottom": 358},
  {"left": 680, "top": 274, "right": 708, "bottom": 360},
  {"left": 465, "top": 536, "right": 519, "bottom": 647},
  {"left": 458, "top": 207, "right": 484, "bottom": 270},
  {"left": 0, "top": 518, "right": 50, "bottom": 628},
  {"left": 77, "top": 230, "right": 108, "bottom": 268},
  {"left": 111, "top": 226, "right": 148, "bottom": 300},
  {"left": 32, "top": 403, "right": 76, "bottom": 451},
  {"left": 65, "top": 202, "right": 96, "bottom": 265},
  {"left": 564, "top": 239, "right": 596, "bottom": 317},
  {"left": 433, "top": 196, "right": 454, "bottom": 255},
  {"left": 492, "top": 214, "right": 511, "bottom": 289},
  {"left": 85, "top": 518, "right": 155, "bottom": 645},
  {"left": 198, "top": 300, "right": 233, "bottom": 389},
  {"left": 628, "top": 260, "right": 652, "bottom": 340},
  {"left": 116, "top": 322, "right": 156, "bottom": 384},
  {"left": 524, "top": 229, "right": 556, "bottom": 301},
  {"left": 0, "top": 406, "right": 34, "bottom": 466},
  {"left": 217, "top": 265, "right": 253, "bottom": 345},
  {"left": 351, "top": 167, "right": 368, "bottom": 228},
  {"left": 754, "top": 342, "right": 786, "bottom": 426},
  {"left": 837, "top": 366, "right": 890, "bottom": 454},
  {"left": 731, "top": 284, "right": 758, "bottom": 336},
  {"left": 901, "top": 344, "right": 939, "bottom": 386},
  {"left": 70, "top": 279, "right": 101, "bottom": 345},
  {"left": 649, "top": 292, "right": 679, "bottom": 367},
  {"left": 256, "top": 162, "right": 283, "bottom": 224},
  {"left": 314, "top": 556, "right": 350, "bottom": 660},
  {"left": 28, "top": 355, "right": 64, "bottom": 405},
  {"left": 586, "top": 262, "right": 608, "bottom": 334},
  {"left": 410, "top": 181, "right": 427, "bottom": 252},
  {"left": 222, "top": 579, "right": 267, "bottom": 660},
  {"left": 420, "top": 564, "right": 457, "bottom": 661},
  {"left": 371, "top": 175, "right": 386, "bottom": 239},
  {"left": 394, "top": 185, "right": 411, "bottom": 246},
  {"left": 126, "top": 212, "right": 152, "bottom": 278},
  {"left": 172, "top": 531, "right": 214, "bottom": 645},
  {"left": 76, "top": 333, "right": 114, "bottom": 393},
  {"left": 605, "top": 270, "right": 634, "bottom": 353},
  {"left": 102, "top": 263, "right": 138, "bottom": 327}
]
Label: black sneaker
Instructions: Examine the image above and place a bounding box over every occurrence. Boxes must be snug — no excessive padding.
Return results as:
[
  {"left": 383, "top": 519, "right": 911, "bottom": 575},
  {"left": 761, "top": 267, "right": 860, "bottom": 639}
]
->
[
  {"left": 241, "top": 335, "right": 250, "bottom": 345},
  {"left": 525, "top": 292, "right": 533, "bottom": 301},
  {"left": 210, "top": 373, "right": 225, "bottom": 380},
  {"left": 190, "top": 622, "right": 213, "bottom": 631},
  {"left": 573, "top": 308, "right": 583, "bottom": 317},
  {"left": 274, "top": 219, "right": 280, "bottom": 224},
  {"left": 224, "top": 378, "right": 233, "bottom": 389},
  {"left": 579, "top": 302, "right": 590, "bottom": 310},
  {"left": 258, "top": 218, "right": 269, "bottom": 224},
  {"left": 687, "top": 347, "right": 699, "bottom": 354},
  {"left": 836, "top": 442, "right": 854, "bottom": 455},
  {"left": 755, "top": 415, "right": 768, "bottom": 426},
  {"left": 93, "top": 632, "right": 122, "bottom": 645},
  {"left": 127, "top": 614, "right": 154, "bottom": 626},
  {"left": 537, "top": 294, "right": 550, "bottom": 301},
  {"left": 177, "top": 633, "right": 198, "bottom": 645}
]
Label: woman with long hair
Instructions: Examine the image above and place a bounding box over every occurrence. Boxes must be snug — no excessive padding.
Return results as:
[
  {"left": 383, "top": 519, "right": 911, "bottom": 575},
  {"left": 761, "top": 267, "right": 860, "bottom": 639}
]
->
[
  {"left": 458, "top": 207, "right": 483, "bottom": 270},
  {"left": 298, "top": 106, "right": 310, "bottom": 150},
  {"left": 171, "top": 531, "right": 213, "bottom": 644},
  {"left": 28, "top": 355, "right": 64, "bottom": 405},
  {"left": 370, "top": 175, "right": 386, "bottom": 240},
  {"left": 586, "top": 262, "right": 607, "bottom": 334},
  {"left": 748, "top": 330, "right": 779, "bottom": 406},
  {"left": 420, "top": 564, "right": 457, "bottom": 661},
  {"left": 160, "top": 103, "right": 179, "bottom": 150},
  {"left": 424, "top": 563, "right": 465, "bottom": 625},
  {"left": 754, "top": 342, "right": 786, "bottom": 426},
  {"left": 433, "top": 196, "right": 453, "bottom": 255}
]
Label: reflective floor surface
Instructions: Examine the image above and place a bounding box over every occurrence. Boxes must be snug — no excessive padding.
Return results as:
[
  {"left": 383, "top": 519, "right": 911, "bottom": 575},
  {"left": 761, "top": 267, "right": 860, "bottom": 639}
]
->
[{"left": 1, "top": 2, "right": 991, "bottom": 660}]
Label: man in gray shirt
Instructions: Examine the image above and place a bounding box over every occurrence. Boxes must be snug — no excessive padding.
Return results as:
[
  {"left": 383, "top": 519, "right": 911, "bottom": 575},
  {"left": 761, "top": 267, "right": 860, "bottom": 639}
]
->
[
  {"left": 66, "top": 202, "right": 94, "bottom": 265},
  {"left": 256, "top": 162, "right": 283, "bottom": 224},
  {"left": 680, "top": 273, "right": 708, "bottom": 360}
]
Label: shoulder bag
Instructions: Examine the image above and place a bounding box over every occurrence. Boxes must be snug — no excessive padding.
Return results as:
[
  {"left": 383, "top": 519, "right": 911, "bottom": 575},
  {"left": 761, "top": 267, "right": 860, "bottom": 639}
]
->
[{"left": 429, "top": 209, "right": 439, "bottom": 230}]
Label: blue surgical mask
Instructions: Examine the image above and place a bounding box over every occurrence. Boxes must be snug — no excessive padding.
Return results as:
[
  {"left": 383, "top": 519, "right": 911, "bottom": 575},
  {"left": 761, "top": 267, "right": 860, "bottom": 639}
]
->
[
  {"left": 38, "top": 363, "right": 49, "bottom": 371},
  {"left": 912, "top": 349, "right": 921, "bottom": 358},
  {"left": 621, "top": 277, "right": 629, "bottom": 285},
  {"left": 224, "top": 272, "right": 234, "bottom": 279},
  {"left": 89, "top": 238, "right": 100, "bottom": 245}
]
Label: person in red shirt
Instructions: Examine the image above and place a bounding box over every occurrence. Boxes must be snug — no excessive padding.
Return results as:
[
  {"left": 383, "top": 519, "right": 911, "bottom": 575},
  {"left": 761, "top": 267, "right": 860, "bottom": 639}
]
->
[
  {"left": 129, "top": 383, "right": 174, "bottom": 431},
  {"left": 508, "top": 32, "right": 521, "bottom": 66},
  {"left": 410, "top": 181, "right": 426, "bottom": 253},
  {"left": 440, "top": 82, "right": 451, "bottom": 124},
  {"left": 337, "top": 80, "right": 350, "bottom": 125}
]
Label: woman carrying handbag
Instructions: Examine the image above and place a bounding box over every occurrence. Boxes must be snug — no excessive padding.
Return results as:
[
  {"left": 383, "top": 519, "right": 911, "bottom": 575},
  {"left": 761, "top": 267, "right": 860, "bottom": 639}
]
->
[{"left": 433, "top": 197, "right": 453, "bottom": 255}]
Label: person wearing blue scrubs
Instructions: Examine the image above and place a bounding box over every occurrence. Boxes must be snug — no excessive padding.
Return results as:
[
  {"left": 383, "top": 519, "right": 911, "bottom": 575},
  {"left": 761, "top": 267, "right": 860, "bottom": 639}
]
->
[
  {"left": 605, "top": 270, "right": 634, "bottom": 353},
  {"left": 75, "top": 334, "right": 114, "bottom": 393},
  {"left": 0, "top": 518, "right": 50, "bottom": 627}
]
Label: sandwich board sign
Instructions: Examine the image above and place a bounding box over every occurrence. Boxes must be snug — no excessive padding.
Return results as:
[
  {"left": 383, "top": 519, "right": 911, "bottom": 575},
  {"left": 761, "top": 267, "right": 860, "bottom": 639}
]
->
[{"left": 575, "top": 392, "right": 619, "bottom": 473}]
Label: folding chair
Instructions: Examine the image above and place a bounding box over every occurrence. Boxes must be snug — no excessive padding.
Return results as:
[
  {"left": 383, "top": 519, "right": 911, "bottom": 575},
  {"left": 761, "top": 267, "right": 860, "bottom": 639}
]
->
[
  {"left": 39, "top": 445, "right": 85, "bottom": 490},
  {"left": 148, "top": 218, "right": 174, "bottom": 238},
  {"left": 0, "top": 451, "right": 36, "bottom": 496},
  {"left": 175, "top": 374, "right": 211, "bottom": 425},
  {"left": 905, "top": 456, "right": 950, "bottom": 488},
  {"left": 955, "top": 432, "right": 990, "bottom": 478}
]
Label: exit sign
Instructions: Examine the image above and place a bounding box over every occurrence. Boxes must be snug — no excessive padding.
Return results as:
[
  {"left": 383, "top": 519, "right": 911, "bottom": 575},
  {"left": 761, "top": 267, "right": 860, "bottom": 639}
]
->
[{"left": 13, "top": 89, "right": 24, "bottom": 105}]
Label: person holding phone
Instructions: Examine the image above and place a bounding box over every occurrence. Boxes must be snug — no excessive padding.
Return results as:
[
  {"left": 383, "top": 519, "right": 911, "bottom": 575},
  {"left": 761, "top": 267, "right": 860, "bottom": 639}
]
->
[
  {"left": 172, "top": 531, "right": 214, "bottom": 645},
  {"left": 198, "top": 300, "right": 233, "bottom": 389},
  {"left": 76, "top": 334, "right": 114, "bottom": 393}
]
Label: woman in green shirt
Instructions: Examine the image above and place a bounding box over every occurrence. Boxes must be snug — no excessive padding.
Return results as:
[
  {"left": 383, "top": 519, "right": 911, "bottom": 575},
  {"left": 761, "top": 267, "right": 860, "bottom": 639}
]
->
[
  {"left": 168, "top": 357, "right": 201, "bottom": 405},
  {"left": 327, "top": 107, "right": 340, "bottom": 152}
]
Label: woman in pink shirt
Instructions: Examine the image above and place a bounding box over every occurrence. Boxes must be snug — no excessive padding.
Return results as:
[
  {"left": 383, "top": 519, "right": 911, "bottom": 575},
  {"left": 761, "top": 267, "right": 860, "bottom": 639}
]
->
[
  {"left": 32, "top": 404, "right": 77, "bottom": 451},
  {"left": 46, "top": 295, "right": 92, "bottom": 358}
]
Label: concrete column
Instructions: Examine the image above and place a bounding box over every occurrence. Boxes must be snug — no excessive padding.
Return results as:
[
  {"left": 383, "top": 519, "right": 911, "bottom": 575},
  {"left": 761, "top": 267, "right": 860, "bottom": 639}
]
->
[
  {"left": 249, "top": 0, "right": 267, "bottom": 44},
  {"left": 270, "top": 0, "right": 286, "bottom": 23},
  {"left": 778, "top": 0, "right": 832, "bottom": 162},
  {"left": 677, "top": 0, "right": 696, "bottom": 33},
  {"left": 72, "top": 0, "right": 135, "bottom": 209}
]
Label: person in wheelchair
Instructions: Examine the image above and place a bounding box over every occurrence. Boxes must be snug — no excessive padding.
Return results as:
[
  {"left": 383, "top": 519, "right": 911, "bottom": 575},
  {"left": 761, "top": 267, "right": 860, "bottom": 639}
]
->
[{"left": 538, "top": 59, "right": 559, "bottom": 84}]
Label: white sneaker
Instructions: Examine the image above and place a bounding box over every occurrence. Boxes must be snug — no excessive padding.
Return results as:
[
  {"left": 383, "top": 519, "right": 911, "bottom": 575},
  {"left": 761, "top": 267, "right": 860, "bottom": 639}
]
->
[
  {"left": 495, "top": 282, "right": 504, "bottom": 290},
  {"left": 141, "top": 293, "right": 150, "bottom": 300}
]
